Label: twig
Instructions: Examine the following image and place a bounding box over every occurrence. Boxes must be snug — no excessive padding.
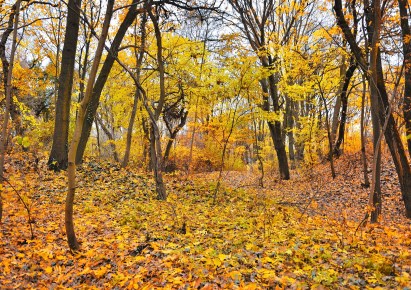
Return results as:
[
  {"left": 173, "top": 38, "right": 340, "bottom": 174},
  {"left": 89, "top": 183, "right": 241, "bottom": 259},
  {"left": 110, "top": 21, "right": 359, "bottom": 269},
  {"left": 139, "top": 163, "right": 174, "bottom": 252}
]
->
[{"left": 0, "top": 174, "right": 34, "bottom": 239}]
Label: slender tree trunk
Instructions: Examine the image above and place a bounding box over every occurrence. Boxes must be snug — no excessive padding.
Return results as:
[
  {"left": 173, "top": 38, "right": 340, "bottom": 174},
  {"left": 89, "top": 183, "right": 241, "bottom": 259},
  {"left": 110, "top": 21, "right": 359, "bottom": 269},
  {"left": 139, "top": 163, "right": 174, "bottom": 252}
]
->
[
  {"left": 122, "top": 90, "right": 140, "bottom": 168},
  {"left": 398, "top": 0, "right": 411, "bottom": 159},
  {"left": 331, "top": 56, "right": 346, "bottom": 143},
  {"left": 333, "top": 57, "right": 357, "bottom": 156},
  {"left": 150, "top": 126, "right": 166, "bottom": 200},
  {"left": 66, "top": 0, "right": 114, "bottom": 250},
  {"left": 0, "top": 0, "right": 21, "bottom": 222},
  {"left": 320, "top": 92, "right": 336, "bottom": 178},
  {"left": 285, "top": 96, "right": 295, "bottom": 164},
  {"left": 360, "top": 75, "right": 370, "bottom": 188},
  {"left": 48, "top": 0, "right": 82, "bottom": 170},
  {"left": 95, "top": 118, "right": 101, "bottom": 157},
  {"left": 0, "top": 1, "right": 23, "bottom": 137},
  {"left": 122, "top": 12, "right": 147, "bottom": 168}
]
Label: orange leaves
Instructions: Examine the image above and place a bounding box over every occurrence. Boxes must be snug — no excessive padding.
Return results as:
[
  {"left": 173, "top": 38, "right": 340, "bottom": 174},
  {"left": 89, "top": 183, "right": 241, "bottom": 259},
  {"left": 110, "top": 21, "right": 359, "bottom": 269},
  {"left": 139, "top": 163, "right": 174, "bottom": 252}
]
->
[{"left": 1, "top": 157, "right": 411, "bottom": 288}]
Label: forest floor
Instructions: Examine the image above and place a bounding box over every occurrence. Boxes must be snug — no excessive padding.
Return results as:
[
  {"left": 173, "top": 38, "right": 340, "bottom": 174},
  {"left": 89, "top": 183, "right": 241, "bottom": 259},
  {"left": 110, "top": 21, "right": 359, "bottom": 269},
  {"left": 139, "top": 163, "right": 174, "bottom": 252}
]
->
[{"left": 1, "top": 150, "right": 411, "bottom": 289}]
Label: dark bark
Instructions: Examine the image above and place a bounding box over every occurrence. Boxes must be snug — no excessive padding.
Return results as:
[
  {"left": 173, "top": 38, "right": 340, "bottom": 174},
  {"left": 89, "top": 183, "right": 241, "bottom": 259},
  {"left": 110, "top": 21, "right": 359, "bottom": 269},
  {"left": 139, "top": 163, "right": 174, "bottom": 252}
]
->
[
  {"left": 398, "top": 0, "right": 411, "bottom": 159},
  {"left": 334, "top": 0, "right": 411, "bottom": 218},
  {"left": 333, "top": 57, "right": 357, "bottom": 156},
  {"left": 285, "top": 96, "right": 295, "bottom": 163},
  {"left": 0, "top": 1, "right": 24, "bottom": 137},
  {"left": 48, "top": 0, "right": 82, "bottom": 170},
  {"left": 360, "top": 75, "right": 370, "bottom": 188},
  {"left": 260, "top": 77, "right": 290, "bottom": 180},
  {"left": 163, "top": 109, "right": 188, "bottom": 167},
  {"left": 76, "top": 1, "right": 140, "bottom": 164},
  {"left": 0, "top": 0, "right": 21, "bottom": 222}
]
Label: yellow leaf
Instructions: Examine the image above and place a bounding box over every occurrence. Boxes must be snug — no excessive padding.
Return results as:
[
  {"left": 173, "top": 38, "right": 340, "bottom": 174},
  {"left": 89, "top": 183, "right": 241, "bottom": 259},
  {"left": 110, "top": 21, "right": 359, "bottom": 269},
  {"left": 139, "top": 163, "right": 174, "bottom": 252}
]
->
[
  {"left": 94, "top": 266, "right": 108, "bottom": 278},
  {"left": 45, "top": 266, "right": 53, "bottom": 274}
]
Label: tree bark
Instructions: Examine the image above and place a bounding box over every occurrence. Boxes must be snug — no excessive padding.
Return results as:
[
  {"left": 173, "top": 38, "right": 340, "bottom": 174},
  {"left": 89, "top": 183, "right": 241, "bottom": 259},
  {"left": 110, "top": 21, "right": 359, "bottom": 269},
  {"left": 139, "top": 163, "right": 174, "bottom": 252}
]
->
[
  {"left": 260, "top": 77, "right": 290, "bottom": 180},
  {"left": 398, "top": 0, "right": 411, "bottom": 159},
  {"left": 0, "top": 0, "right": 21, "bottom": 222},
  {"left": 360, "top": 74, "right": 370, "bottom": 188},
  {"left": 333, "top": 57, "right": 357, "bottom": 156},
  {"left": 48, "top": 0, "right": 82, "bottom": 170}
]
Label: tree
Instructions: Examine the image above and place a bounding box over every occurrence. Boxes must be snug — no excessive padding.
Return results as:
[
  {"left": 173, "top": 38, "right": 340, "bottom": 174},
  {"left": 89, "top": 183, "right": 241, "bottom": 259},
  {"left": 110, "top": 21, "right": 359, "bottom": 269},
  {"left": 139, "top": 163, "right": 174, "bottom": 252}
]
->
[
  {"left": 66, "top": 0, "right": 114, "bottom": 250},
  {"left": 334, "top": 0, "right": 411, "bottom": 219},
  {"left": 48, "top": 0, "right": 82, "bottom": 170},
  {"left": 228, "top": 0, "right": 313, "bottom": 180},
  {"left": 0, "top": 0, "right": 21, "bottom": 222},
  {"left": 398, "top": 0, "right": 411, "bottom": 159}
]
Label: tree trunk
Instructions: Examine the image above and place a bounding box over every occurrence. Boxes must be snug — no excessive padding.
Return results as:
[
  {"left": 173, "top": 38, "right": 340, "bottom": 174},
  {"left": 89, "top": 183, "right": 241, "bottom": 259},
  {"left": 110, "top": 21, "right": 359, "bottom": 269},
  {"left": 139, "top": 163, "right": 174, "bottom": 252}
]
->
[
  {"left": 320, "top": 93, "right": 336, "bottom": 179},
  {"left": 331, "top": 56, "right": 346, "bottom": 143},
  {"left": 76, "top": 1, "right": 141, "bottom": 164},
  {"left": 335, "top": 0, "right": 411, "bottom": 218},
  {"left": 66, "top": 0, "right": 114, "bottom": 250},
  {"left": 150, "top": 126, "right": 166, "bottom": 200},
  {"left": 398, "top": 0, "right": 411, "bottom": 159},
  {"left": 163, "top": 111, "right": 188, "bottom": 170},
  {"left": 122, "top": 90, "right": 139, "bottom": 168},
  {"left": 360, "top": 74, "right": 370, "bottom": 188},
  {"left": 260, "top": 77, "right": 290, "bottom": 180},
  {"left": 333, "top": 57, "right": 357, "bottom": 156},
  {"left": 285, "top": 96, "right": 295, "bottom": 164},
  {"left": 0, "top": 0, "right": 21, "bottom": 222},
  {"left": 48, "top": 0, "right": 82, "bottom": 170},
  {"left": 122, "top": 12, "right": 147, "bottom": 168}
]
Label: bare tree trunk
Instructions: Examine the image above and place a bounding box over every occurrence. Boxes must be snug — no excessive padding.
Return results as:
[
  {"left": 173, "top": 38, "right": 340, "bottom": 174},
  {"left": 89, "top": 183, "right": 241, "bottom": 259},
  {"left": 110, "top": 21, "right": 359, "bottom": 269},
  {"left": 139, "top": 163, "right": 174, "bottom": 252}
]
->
[
  {"left": 285, "top": 96, "right": 295, "bottom": 165},
  {"left": 360, "top": 74, "right": 370, "bottom": 188},
  {"left": 66, "top": 0, "right": 114, "bottom": 250},
  {"left": 331, "top": 56, "right": 346, "bottom": 143},
  {"left": 398, "top": 0, "right": 411, "bottom": 159},
  {"left": 150, "top": 126, "right": 166, "bottom": 200},
  {"left": 163, "top": 112, "right": 188, "bottom": 169},
  {"left": 48, "top": 0, "right": 82, "bottom": 170},
  {"left": 122, "top": 90, "right": 139, "bottom": 167},
  {"left": 0, "top": 0, "right": 21, "bottom": 222},
  {"left": 333, "top": 57, "right": 357, "bottom": 156},
  {"left": 0, "top": 1, "right": 23, "bottom": 137},
  {"left": 122, "top": 13, "right": 147, "bottom": 168},
  {"left": 319, "top": 91, "right": 336, "bottom": 178}
]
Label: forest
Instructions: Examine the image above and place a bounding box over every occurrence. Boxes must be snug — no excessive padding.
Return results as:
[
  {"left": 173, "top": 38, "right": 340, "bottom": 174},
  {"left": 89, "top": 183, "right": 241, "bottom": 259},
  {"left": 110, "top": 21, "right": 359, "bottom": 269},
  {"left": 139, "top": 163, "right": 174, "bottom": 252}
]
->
[{"left": 1, "top": 0, "right": 411, "bottom": 288}]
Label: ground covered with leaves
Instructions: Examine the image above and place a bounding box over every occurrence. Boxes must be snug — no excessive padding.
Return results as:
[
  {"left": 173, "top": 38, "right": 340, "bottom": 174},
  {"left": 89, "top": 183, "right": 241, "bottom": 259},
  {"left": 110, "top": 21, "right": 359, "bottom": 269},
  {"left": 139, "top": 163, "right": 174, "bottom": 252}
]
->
[{"left": 1, "top": 152, "right": 411, "bottom": 289}]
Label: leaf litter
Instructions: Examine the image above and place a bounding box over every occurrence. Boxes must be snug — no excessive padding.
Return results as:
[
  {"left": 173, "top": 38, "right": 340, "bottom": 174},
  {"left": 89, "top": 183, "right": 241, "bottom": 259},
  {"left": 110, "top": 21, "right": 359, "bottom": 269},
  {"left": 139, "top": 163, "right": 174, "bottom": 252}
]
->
[{"left": 1, "top": 151, "right": 411, "bottom": 289}]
